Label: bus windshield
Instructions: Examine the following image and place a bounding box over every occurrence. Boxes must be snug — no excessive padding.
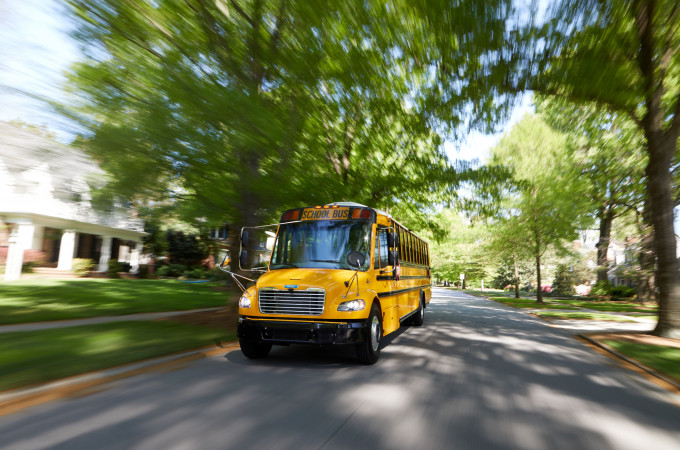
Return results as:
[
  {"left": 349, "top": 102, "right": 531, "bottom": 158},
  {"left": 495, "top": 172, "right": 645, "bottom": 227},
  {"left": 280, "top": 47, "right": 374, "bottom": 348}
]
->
[{"left": 270, "top": 220, "right": 371, "bottom": 271}]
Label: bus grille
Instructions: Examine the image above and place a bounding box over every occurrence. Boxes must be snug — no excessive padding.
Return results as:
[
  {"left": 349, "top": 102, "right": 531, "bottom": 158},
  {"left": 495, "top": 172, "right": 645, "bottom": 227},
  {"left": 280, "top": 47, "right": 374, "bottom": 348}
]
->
[{"left": 258, "top": 289, "right": 325, "bottom": 316}]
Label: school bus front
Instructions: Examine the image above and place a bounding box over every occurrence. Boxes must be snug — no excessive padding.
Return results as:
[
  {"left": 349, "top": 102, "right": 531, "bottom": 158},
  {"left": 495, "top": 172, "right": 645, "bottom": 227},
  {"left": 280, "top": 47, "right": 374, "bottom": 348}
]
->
[{"left": 236, "top": 203, "right": 430, "bottom": 364}]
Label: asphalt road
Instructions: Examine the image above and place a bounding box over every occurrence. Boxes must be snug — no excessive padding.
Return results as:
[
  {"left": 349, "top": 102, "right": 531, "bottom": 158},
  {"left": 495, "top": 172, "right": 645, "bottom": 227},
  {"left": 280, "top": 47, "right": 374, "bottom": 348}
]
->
[{"left": 2, "top": 288, "right": 680, "bottom": 450}]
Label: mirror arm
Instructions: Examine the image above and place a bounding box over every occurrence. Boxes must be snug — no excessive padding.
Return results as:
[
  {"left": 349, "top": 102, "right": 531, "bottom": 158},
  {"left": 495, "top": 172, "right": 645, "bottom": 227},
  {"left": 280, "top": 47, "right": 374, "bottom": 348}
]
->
[
  {"left": 342, "top": 269, "right": 361, "bottom": 299},
  {"left": 218, "top": 264, "right": 256, "bottom": 293}
]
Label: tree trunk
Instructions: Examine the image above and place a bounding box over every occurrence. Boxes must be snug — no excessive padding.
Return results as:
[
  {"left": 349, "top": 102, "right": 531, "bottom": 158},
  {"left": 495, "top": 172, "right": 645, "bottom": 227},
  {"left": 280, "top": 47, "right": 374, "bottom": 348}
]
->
[
  {"left": 634, "top": 0, "right": 680, "bottom": 338},
  {"left": 535, "top": 253, "right": 543, "bottom": 304},
  {"left": 635, "top": 202, "right": 655, "bottom": 305},
  {"left": 596, "top": 206, "right": 614, "bottom": 284},
  {"left": 513, "top": 254, "right": 520, "bottom": 299},
  {"left": 646, "top": 139, "right": 680, "bottom": 338}
]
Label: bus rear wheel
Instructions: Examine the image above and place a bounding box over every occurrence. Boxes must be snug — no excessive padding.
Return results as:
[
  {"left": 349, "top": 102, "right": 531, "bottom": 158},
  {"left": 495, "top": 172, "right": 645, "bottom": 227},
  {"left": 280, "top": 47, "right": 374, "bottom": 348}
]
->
[
  {"left": 410, "top": 295, "right": 424, "bottom": 327},
  {"left": 240, "top": 340, "right": 272, "bottom": 359},
  {"left": 356, "top": 303, "right": 381, "bottom": 365}
]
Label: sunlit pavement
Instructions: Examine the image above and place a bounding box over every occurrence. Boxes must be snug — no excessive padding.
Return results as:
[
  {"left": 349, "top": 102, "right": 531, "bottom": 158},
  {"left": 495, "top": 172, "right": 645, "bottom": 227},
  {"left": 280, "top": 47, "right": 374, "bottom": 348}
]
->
[{"left": 1, "top": 287, "right": 679, "bottom": 450}]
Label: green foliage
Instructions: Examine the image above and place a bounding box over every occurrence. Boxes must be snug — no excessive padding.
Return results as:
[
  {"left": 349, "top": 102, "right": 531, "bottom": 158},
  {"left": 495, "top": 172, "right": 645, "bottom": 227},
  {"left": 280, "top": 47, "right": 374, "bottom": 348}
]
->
[
  {"left": 610, "top": 285, "right": 636, "bottom": 300},
  {"left": 552, "top": 264, "right": 575, "bottom": 297},
  {"left": 490, "top": 259, "right": 534, "bottom": 290},
  {"left": 530, "top": 0, "right": 680, "bottom": 335},
  {"left": 470, "top": 115, "right": 593, "bottom": 302},
  {"left": 72, "top": 258, "right": 95, "bottom": 277},
  {"left": 63, "top": 0, "right": 510, "bottom": 232},
  {"left": 166, "top": 231, "right": 211, "bottom": 266},
  {"left": 143, "top": 220, "right": 168, "bottom": 258},
  {"left": 423, "top": 209, "right": 489, "bottom": 284},
  {"left": 107, "top": 261, "right": 126, "bottom": 278},
  {"left": 183, "top": 266, "right": 208, "bottom": 280},
  {"left": 590, "top": 281, "right": 613, "bottom": 298},
  {"left": 157, "top": 263, "right": 187, "bottom": 278}
]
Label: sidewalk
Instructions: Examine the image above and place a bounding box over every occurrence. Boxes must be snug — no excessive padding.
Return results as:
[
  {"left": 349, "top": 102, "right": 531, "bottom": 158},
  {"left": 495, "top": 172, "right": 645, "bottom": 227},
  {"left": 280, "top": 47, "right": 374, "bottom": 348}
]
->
[{"left": 0, "top": 307, "right": 223, "bottom": 333}]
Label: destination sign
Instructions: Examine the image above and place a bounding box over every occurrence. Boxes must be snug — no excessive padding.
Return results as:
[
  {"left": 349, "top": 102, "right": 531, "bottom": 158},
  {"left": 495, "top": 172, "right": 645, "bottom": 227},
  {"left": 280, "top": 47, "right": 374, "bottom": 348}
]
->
[{"left": 301, "top": 207, "right": 349, "bottom": 221}]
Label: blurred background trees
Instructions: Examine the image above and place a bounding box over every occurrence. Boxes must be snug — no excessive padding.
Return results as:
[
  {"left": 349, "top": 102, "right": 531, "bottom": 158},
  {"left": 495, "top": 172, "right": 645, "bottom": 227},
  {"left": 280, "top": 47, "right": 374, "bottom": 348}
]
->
[{"left": 38, "top": 0, "right": 679, "bottom": 336}]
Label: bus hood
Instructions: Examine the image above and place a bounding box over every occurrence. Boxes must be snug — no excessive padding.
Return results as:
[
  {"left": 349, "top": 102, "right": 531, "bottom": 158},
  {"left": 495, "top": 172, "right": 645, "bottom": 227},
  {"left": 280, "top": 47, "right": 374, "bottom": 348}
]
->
[{"left": 257, "top": 268, "right": 367, "bottom": 300}]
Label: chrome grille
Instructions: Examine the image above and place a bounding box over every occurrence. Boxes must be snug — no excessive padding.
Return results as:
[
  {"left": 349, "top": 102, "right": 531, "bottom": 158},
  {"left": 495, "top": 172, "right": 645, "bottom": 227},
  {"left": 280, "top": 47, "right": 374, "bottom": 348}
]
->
[{"left": 258, "top": 288, "right": 325, "bottom": 315}]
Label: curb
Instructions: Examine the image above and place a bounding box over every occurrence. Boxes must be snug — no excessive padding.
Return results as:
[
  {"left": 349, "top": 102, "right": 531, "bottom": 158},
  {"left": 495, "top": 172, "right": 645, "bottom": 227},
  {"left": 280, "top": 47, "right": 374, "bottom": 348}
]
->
[
  {"left": 0, "top": 341, "right": 240, "bottom": 417},
  {"left": 578, "top": 334, "right": 680, "bottom": 394}
]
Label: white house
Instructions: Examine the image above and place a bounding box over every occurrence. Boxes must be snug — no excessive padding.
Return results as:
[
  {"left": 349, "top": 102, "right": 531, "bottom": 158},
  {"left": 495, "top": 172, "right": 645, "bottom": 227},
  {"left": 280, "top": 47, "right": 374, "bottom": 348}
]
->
[{"left": 0, "top": 122, "right": 145, "bottom": 281}]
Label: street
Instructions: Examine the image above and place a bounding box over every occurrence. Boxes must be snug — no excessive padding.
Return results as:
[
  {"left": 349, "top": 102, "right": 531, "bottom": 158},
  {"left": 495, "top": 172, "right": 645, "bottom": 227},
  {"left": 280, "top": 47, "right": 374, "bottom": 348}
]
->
[{"left": 1, "top": 287, "right": 679, "bottom": 450}]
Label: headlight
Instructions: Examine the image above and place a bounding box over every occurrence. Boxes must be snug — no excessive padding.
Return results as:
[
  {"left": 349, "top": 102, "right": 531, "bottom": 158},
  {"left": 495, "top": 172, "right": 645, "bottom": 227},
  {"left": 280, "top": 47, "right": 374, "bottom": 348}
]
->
[
  {"left": 337, "top": 299, "right": 365, "bottom": 311},
  {"left": 239, "top": 292, "right": 252, "bottom": 308}
]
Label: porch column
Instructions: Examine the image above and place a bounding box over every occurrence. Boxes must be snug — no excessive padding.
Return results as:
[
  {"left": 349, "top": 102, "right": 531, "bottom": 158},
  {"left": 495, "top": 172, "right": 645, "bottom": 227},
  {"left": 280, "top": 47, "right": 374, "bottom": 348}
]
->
[
  {"left": 57, "top": 230, "right": 76, "bottom": 270},
  {"left": 97, "top": 236, "right": 112, "bottom": 272},
  {"left": 4, "top": 223, "right": 35, "bottom": 281},
  {"left": 129, "top": 241, "right": 142, "bottom": 273}
]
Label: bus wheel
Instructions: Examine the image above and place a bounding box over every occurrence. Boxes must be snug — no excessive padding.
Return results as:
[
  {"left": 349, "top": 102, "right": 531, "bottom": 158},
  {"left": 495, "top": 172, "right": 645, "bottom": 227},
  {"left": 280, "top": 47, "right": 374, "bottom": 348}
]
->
[
  {"left": 356, "top": 303, "right": 381, "bottom": 365},
  {"left": 240, "top": 340, "right": 272, "bottom": 359},
  {"left": 411, "top": 295, "right": 424, "bottom": 327}
]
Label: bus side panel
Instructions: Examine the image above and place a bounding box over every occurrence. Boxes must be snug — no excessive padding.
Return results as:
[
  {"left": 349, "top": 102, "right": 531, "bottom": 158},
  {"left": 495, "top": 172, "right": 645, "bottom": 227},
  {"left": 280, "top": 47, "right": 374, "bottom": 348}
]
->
[{"left": 382, "top": 305, "right": 400, "bottom": 335}]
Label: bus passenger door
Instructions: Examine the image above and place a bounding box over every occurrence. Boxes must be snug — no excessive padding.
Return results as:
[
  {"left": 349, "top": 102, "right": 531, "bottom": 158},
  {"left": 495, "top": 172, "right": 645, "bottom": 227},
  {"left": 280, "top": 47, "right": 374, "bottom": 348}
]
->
[{"left": 374, "top": 225, "right": 398, "bottom": 334}]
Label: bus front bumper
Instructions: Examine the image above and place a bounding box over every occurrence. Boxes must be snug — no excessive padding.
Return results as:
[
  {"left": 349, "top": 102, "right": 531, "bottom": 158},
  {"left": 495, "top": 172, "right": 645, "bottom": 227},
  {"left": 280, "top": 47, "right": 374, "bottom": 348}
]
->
[{"left": 237, "top": 317, "right": 368, "bottom": 345}]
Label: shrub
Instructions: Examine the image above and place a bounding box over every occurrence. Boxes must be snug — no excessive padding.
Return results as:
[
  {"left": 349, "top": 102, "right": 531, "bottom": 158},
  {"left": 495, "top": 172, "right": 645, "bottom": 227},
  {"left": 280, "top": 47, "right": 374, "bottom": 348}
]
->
[
  {"left": 207, "top": 267, "right": 231, "bottom": 282},
  {"left": 137, "top": 264, "right": 151, "bottom": 279},
  {"left": 108, "top": 261, "right": 123, "bottom": 278},
  {"left": 184, "top": 266, "right": 207, "bottom": 279},
  {"left": 610, "top": 285, "right": 636, "bottom": 299},
  {"left": 72, "top": 258, "right": 95, "bottom": 277},
  {"left": 157, "top": 263, "right": 187, "bottom": 278},
  {"left": 21, "top": 262, "right": 38, "bottom": 273},
  {"left": 589, "top": 281, "right": 613, "bottom": 298}
]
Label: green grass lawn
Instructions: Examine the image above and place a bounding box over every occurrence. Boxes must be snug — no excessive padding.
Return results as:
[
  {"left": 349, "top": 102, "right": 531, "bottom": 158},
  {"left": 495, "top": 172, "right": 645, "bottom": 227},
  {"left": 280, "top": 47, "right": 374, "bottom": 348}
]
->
[
  {"left": 603, "top": 340, "right": 680, "bottom": 383},
  {"left": 0, "top": 279, "right": 236, "bottom": 325},
  {"left": 534, "top": 311, "right": 636, "bottom": 322},
  {"left": 463, "top": 290, "right": 579, "bottom": 310},
  {"left": 0, "top": 321, "right": 236, "bottom": 392},
  {"left": 551, "top": 299, "right": 658, "bottom": 313}
]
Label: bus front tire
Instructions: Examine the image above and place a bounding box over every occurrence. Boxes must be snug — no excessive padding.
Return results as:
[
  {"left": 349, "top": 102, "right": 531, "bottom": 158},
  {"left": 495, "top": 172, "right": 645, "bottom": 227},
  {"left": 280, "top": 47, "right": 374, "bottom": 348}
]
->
[
  {"left": 356, "top": 304, "right": 382, "bottom": 365},
  {"left": 240, "top": 340, "right": 272, "bottom": 359}
]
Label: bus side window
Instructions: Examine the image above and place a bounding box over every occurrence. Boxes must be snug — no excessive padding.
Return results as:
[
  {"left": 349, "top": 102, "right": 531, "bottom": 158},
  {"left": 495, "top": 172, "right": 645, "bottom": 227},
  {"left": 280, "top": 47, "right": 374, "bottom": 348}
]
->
[
  {"left": 380, "top": 229, "right": 389, "bottom": 267},
  {"left": 374, "top": 228, "right": 380, "bottom": 269},
  {"left": 374, "top": 227, "right": 391, "bottom": 269},
  {"left": 399, "top": 228, "right": 405, "bottom": 261},
  {"left": 408, "top": 234, "right": 412, "bottom": 263}
]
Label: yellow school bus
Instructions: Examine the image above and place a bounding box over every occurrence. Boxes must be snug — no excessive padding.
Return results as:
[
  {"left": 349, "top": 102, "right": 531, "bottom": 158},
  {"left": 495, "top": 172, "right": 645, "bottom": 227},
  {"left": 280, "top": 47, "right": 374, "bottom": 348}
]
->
[{"left": 228, "top": 202, "right": 431, "bottom": 364}]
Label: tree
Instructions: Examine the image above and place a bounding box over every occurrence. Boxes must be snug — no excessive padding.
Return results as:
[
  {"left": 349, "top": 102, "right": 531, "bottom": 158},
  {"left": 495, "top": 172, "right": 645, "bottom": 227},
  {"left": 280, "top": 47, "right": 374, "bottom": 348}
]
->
[
  {"left": 484, "top": 217, "right": 534, "bottom": 298},
  {"left": 422, "top": 209, "right": 488, "bottom": 286},
  {"left": 536, "top": 97, "right": 647, "bottom": 285},
  {"left": 63, "top": 0, "right": 513, "bottom": 272},
  {"left": 519, "top": 0, "right": 680, "bottom": 337},
  {"left": 485, "top": 115, "right": 592, "bottom": 303},
  {"left": 552, "top": 264, "right": 576, "bottom": 297}
]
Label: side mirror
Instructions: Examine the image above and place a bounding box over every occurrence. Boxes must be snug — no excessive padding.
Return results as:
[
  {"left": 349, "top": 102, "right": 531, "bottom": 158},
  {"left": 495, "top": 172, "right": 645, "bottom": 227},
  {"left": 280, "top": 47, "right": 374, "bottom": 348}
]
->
[
  {"left": 241, "top": 230, "right": 249, "bottom": 247},
  {"left": 346, "top": 251, "right": 366, "bottom": 269},
  {"left": 239, "top": 250, "right": 248, "bottom": 268},
  {"left": 387, "top": 230, "right": 396, "bottom": 248},
  {"left": 220, "top": 251, "right": 231, "bottom": 269},
  {"left": 388, "top": 250, "right": 398, "bottom": 267}
]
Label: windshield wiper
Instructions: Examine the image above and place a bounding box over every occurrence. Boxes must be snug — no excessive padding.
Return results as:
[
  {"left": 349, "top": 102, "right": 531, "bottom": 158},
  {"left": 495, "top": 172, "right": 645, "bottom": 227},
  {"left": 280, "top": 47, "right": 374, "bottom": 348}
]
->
[{"left": 308, "top": 259, "right": 342, "bottom": 264}]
